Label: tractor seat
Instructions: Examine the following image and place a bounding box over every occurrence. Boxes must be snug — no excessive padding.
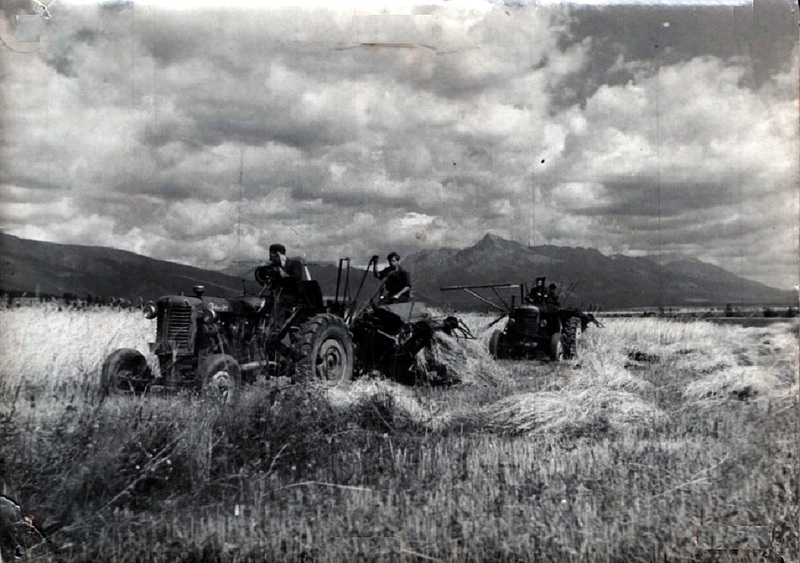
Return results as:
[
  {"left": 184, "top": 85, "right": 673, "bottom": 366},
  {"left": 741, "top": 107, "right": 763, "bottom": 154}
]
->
[
  {"left": 377, "top": 301, "right": 430, "bottom": 323},
  {"left": 298, "top": 280, "right": 323, "bottom": 308},
  {"left": 230, "top": 296, "right": 268, "bottom": 314}
]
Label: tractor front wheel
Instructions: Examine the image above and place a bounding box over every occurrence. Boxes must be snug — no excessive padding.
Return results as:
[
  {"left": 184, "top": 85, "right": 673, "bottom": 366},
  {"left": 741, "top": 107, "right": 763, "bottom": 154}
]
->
[
  {"left": 488, "top": 329, "right": 507, "bottom": 359},
  {"left": 294, "top": 314, "right": 354, "bottom": 382},
  {"left": 198, "top": 354, "right": 241, "bottom": 405},
  {"left": 101, "top": 348, "right": 152, "bottom": 397}
]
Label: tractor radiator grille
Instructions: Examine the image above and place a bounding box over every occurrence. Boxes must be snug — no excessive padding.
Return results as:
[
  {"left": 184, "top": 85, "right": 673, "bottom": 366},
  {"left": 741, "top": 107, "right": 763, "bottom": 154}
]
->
[
  {"left": 157, "top": 304, "right": 194, "bottom": 353},
  {"left": 518, "top": 314, "right": 540, "bottom": 335}
]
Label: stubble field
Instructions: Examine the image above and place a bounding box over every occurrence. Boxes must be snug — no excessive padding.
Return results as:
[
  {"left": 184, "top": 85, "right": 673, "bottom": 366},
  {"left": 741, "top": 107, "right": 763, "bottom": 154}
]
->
[{"left": 0, "top": 306, "right": 797, "bottom": 562}]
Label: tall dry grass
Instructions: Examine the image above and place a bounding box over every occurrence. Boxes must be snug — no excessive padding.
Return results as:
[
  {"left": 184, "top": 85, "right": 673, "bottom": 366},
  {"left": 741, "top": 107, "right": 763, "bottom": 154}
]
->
[
  {"left": 0, "top": 307, "right": 797, "bottom": 561},
  {"left": 0, "top": 306, "right": 153, "bottom": 391}
]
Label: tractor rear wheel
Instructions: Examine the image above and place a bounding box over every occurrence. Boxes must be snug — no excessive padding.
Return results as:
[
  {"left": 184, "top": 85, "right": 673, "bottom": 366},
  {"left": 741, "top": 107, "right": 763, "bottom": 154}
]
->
[
  {"left": 561, "top": 317, "right": 580, "bottom": 359},
  {"left": 101, "top": 348, "right": 152, "bottom": 397},
  {"left": 549, "top": 333, "right": 563, "bottom": 362},
  {"left": 489, "top": 329, "right": 507, "bottom": 359},
  {"left": 198, "top": 354, "right": 241, "bottom": 405},
  {"left": 294, "top": 314, "right": 354, "bottom": 382}
]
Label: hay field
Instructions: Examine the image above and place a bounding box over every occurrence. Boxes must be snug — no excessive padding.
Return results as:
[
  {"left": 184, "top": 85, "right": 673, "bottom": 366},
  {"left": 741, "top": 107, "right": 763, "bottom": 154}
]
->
[{"left": 0, "top": 306, "right": 797, "bottom": 562}]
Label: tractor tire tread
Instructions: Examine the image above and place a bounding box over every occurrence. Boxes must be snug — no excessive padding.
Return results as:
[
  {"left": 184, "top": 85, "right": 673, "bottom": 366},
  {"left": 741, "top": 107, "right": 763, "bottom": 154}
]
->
[
  {"left": 294, "top": 314, "right": 354, "bottom": 382},
  {"left": 561, "top": 316, "right": 580, "bottom": 359}
]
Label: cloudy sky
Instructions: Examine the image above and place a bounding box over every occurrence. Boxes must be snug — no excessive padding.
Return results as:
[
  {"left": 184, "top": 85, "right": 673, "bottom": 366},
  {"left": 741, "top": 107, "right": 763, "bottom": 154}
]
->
[{"left": 1, "top": 0, "right": 797, "bottom": 288}]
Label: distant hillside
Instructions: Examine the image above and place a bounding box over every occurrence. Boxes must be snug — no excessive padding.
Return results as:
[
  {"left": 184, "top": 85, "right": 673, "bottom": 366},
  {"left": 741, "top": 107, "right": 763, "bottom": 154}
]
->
[
  {"left": 0, "top": 232, "right": 254, "bottom": 302},
  {"left": 0, "top": 232, "right": 382, "bottom": 304},
  {"left": 405, "top": 234, "right": 794, "bottom": 311},
  {"left": 0, "top": 232, "right": 793, "bottom": 309},
  {"left": 647, "top": 254, "right": 756, "bottom": 286}
]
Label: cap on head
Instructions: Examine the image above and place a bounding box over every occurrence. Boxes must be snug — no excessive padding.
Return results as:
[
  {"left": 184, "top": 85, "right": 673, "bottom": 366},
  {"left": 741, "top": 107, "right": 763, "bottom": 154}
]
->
[
  {"left": 387, "top": 252, "right": 400, "bottom": 261},
  {"left": 269, "top": 243, "right": 286, "bottom": 254},
  {"left": 548, "top": 283, "right": 557, "bottom": 290},
  {"left": 535, "top": 277, "right": 545, "bottom": 284}
]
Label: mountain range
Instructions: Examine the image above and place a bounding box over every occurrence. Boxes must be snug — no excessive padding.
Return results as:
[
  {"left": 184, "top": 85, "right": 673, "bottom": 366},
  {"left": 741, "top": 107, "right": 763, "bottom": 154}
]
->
[{"left": 0, "top": 231, "right": 794, "bottom": 310}]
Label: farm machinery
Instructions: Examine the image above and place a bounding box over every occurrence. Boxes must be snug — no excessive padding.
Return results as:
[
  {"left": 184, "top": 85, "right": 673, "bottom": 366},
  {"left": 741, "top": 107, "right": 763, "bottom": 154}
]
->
[
  {"left": 101, "top": 257, "right": 472, "bottom": 403},
  {"left": 441, "top": 281, "right": 601, "bottom": 361}
]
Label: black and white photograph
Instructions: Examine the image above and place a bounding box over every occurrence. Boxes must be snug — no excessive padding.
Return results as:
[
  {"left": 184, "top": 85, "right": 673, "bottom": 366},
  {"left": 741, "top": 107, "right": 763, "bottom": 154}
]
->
[{"left": 0, "top": 0, "right": 798, "bottom": 560}]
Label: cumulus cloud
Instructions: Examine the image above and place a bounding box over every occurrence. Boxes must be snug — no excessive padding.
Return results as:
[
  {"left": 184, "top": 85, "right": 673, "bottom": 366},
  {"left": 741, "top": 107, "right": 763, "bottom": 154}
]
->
[
  {"left": 0, "top": 1, "right": 796, "bottom": 288},
  {"left": 539, "top": 52, "right": 798, "bottom": 285}
]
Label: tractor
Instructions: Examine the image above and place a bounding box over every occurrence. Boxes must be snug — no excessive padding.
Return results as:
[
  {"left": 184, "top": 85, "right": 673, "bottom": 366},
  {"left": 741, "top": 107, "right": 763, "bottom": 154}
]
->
[
  {"left": 349, "top": 297, "right": 469, "bottom": 386},
  {"left": 101, "top": 256, "right": 472, "bottom": 403},
  {"left": 331, "top": 256, "right": 472, "bottom": 385},
  {"left": 441, "top": 282, "right": 601, "bottom": 361}
]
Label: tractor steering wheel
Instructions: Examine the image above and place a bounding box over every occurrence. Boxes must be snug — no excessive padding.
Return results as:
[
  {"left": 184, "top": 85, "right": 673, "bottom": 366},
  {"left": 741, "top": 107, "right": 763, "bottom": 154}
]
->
[
  {"left": 255, "top": 265, "right": 279, "bottom": 286},
  {"left": 255, "top": 265, "right": 281, "bottom": 297}
]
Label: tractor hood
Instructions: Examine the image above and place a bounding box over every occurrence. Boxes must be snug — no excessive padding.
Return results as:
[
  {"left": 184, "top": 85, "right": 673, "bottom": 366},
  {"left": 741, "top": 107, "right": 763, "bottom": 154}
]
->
[
  {"left": 157, "top": 294, "right": 266, "bottom": 315},
  {"left": 158, "top": 295, "right": 203, "bottom": 308},
  {"left": 515, "top": 305, "right": 540, "bottom": 314}
]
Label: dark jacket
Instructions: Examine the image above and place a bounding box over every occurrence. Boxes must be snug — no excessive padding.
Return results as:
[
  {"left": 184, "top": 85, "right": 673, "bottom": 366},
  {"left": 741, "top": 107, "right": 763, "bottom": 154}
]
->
[
  {"left": 528, "top": 285, "right": 545, "bottom": 304},
  {"left": 377, "top": 266, "right": 411, "bottom": 302},
  {"left": 278, "top": 258, "right": 304, "bottom": 295},
  {"left": 257, "top": 258, "right": 304, "bottom": 296}
]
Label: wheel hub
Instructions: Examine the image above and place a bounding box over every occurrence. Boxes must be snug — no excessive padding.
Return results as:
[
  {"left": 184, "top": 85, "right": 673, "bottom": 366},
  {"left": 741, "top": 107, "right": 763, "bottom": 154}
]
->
[
  {"left": 317, "top": 340, "right": 346, "bottom": 379},
  {"left": 210, "top": 370, "right": 233, "bottom": 399}
]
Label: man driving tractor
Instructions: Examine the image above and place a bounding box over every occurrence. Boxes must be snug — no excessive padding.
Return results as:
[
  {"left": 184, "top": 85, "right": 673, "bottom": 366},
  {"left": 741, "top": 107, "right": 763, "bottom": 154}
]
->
[
  {"left": 261, "top": 243, "right": 304, "bottom": 296},
  {"left": 527, "top": 277, "right": 546, "bottom": 305},
  {"left": 253, "top": 243, "right": 308, "bottom": 324}
]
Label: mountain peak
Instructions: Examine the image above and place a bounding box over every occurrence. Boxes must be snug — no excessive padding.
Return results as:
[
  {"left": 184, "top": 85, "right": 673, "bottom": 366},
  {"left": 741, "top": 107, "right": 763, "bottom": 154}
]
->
[
  {"left": 474, "top": 232, "right": 519, "bottom": 250},
  {"left": 644, "top": 252, "right": 694, "bottom": 267}
]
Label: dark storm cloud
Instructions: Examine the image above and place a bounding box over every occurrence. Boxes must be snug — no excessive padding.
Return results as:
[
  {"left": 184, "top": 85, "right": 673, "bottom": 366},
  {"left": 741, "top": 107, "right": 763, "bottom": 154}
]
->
[
  {"left": 293, "top": 184, "right": 419, "bottom": 209},
  {"left": 41, "top": 22, "right": 99, "bottom": 76},
  {"left": 99, "top": 1, "right": 135, "bottom": 13},
  {"left": 137, "top": 16, "right": 206, "bottom": 66},
  {"left": 571, "top": 180, "right": 753, "bottom": 217},
  {"left": 0, "top": 169, "right": 63, "bottom": 193},
  {"left": 188, "top": 104, "right": 356, "bottom": 150},
  {"left": 134, "top": 179, "right": 200, "bottom": 200},
  {"left": 565, "top": 1, "right": 798, "bottom": 107}
]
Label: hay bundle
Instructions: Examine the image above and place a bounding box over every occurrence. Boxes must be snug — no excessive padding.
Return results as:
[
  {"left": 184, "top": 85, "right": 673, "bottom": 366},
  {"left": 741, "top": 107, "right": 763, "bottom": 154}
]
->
[
  {"left": 483, "top": 391, "right": 569, "bottom": 434},
  {"left": 670, "top": 346, "right": 737, "bottom": 375},
  {"left": 570, "top": 357, "right": 654, "bottom": 394},
  {"left": 320, "top": 379, "right": 461, "bottom": 431},
  {"left": 419, "top": 331, "right": 510, "bottom": 387},
  {"left": 483, "top": 388, "right": 665, "bottom": 437},
  {"left": 683, "top": 366, "right": 787, "bottom": 402}
]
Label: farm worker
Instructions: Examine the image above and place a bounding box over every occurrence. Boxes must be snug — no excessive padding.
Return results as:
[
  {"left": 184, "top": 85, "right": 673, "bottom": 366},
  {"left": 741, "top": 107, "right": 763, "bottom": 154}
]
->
[
  {"left": 527, "top": 277, "right": 546, "bottom": 305},
  {"left": 265, "top": 243, "right": 305, "bottom": 298},
  {"left": 544, "top": 283, "right": 560, "bottom": 306},
  {"left": 371, "top": 251, "right": 411, "bottom": 304},
  {"left": 255, "top": 244, "right": 307, "bottom": 327}
]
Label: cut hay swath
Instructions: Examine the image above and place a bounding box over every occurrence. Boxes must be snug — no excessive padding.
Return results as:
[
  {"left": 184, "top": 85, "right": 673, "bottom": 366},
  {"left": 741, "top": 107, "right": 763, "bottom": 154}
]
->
[
  {"left": 570, "top": 356, "right": 654, "bottom": 394},
  {"left": 683, "top": 366, "right": 790, "bottom": 403},
  {"left": 482, "top": 388, "right": 666, "bottom": 436},
  {"left": 310, "top": 331, "right": 505, "bottom": 432},
  {"left": 321, "top": 379, "right": 469, "bottom": 432}
]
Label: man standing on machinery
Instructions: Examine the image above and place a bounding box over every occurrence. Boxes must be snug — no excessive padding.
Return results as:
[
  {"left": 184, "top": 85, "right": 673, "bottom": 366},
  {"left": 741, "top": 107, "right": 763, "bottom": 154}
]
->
[{"left": 371, "top": 251, "right": 412, "bottom": 304}]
